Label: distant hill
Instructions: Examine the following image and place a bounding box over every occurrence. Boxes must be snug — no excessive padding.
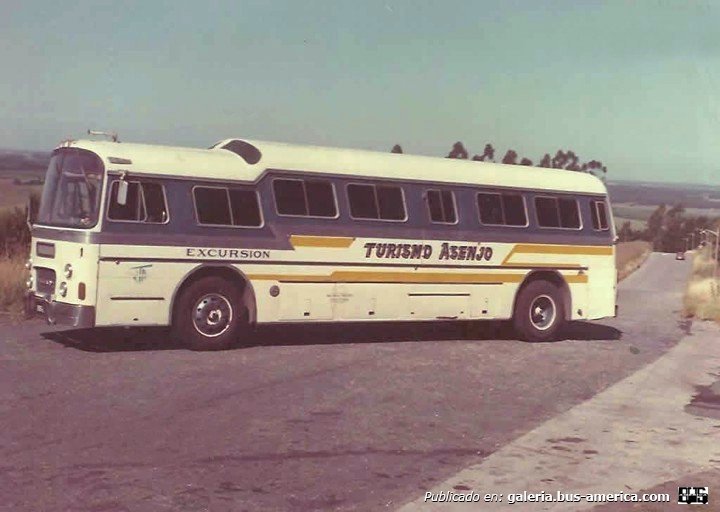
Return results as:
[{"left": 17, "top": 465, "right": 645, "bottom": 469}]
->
[
  {"left": 0, "top": 149, "right": 50, "bottom": 172},
  {"left": 607, "top": 180, "right": 720, "bottom": 209}
]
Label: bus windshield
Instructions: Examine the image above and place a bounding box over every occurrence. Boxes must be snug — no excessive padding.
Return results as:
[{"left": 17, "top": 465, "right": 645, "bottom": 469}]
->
[{"left": 37, "top": 148, "right": 104, "bottom": 228}]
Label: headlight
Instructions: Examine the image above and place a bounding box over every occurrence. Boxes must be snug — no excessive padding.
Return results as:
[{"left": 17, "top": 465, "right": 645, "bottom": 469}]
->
[
  {"left": 63, "top": 264, "right": 73, "bottom": 279},
  {"left": 25, "top": 259, "right": 32, "bottom": 270},
  {"left": 58, "top": 281, "right": 68, "bottom": 298}
]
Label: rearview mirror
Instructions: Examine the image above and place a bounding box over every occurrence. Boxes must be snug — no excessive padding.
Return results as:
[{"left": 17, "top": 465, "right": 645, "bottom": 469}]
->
[{"left": 117, "top": 180, "right": 129, "bottom": 206}]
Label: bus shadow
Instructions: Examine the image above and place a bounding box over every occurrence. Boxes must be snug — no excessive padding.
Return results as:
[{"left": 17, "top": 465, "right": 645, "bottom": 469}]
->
[
  {"left": 42, "top": 327, "right": 182, "bottom": 353},
  {"left": 42, "top": 321, "right": 621, "bottom": 353}
]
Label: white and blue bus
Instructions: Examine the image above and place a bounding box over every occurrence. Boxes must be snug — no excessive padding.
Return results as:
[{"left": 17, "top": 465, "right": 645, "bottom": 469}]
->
[{"left": 26, "top": 137, "right": 617, "bottom": 350}]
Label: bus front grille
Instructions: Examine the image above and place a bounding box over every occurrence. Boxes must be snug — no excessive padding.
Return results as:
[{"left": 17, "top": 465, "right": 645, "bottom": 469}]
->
[{"left": 35, "top": 267, "right": 56, "bottom": 296}]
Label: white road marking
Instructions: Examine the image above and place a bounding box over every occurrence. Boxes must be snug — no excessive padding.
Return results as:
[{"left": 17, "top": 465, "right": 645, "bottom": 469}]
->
[{"left": 398, "top": 322, "right": 720, "bottom": 511}]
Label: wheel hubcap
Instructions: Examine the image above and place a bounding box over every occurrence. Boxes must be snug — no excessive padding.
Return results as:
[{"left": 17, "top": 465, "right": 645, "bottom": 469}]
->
[
  {"left": 529, "top": 295, "right": 556, "bottom": 331},
  {"left": 192, "top": 293, "right": 233, "bottom": 338}
]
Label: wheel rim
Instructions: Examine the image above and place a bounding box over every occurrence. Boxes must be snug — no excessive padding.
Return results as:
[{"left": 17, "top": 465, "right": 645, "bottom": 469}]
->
[
  {"left": 529, "top": 294, "right": 556, "bottom": 331},
  {"left": 192, "top": 293, "right": 233, "bottom": 338}
]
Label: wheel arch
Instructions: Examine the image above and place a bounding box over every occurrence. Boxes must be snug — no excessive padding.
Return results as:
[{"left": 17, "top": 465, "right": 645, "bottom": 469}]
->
[
  {"left": 169, "top": 264, "right": 257, "bottom": 326},
  {"left": 512, "top": 270, "right": 571, "bottom": 321}
]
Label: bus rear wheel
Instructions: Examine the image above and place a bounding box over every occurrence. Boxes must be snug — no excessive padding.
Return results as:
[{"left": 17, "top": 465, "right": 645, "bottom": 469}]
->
[
  {"left": 172, "top": 276, "right": 246, "bottom": 351},
  {"left": 513, "top": 280, "right": 565, "bottom": 342}
]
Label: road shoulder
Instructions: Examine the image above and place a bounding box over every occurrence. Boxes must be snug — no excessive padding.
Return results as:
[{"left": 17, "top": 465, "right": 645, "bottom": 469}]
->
[{"left": 398, "top": 321, "right": 720, "bottom": 511}]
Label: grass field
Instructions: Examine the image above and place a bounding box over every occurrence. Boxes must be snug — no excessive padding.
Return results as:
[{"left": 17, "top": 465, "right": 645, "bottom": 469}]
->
[
  {"left": 0, "top": 256, "right": 27, "bottom": 316},
  {"left": 616, "top": 241, "right": 652, "bottom": 281},
  {"left": 0, "top": 178, "right": 42, "bottom": 209}
]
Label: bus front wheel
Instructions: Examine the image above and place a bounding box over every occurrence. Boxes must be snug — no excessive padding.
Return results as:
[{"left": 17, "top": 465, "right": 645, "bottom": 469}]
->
[
  {"left": 512, "top": 280, "right": 565, "bottom": 342},
  {"left": 172, "top": 276, "right": 247, "bottom": 351}
]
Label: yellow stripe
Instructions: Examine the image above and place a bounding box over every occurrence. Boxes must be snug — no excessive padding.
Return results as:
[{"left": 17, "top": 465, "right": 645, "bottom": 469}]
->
[
  {"left": 503, "top": 262, "right": 583, "bottom": 269},
  {"left": 502, "top": 243, "right": 613, "bottom": 265},
  {"left": 247, "top": 271, "right": 525, "bottom": 284},
  {"left": 289, "top": 235, "right": 355, "bottom": 248},
  {"left": 564, "top": 274, "right": 589, "bottom": 284}
]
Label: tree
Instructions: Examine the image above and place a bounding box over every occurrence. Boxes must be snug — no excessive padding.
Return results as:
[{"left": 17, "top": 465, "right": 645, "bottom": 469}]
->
[
  {"left": 645, "top": 204, "right": 667, "bottom": 250},
  {"left": 551, "top": 150, "right": 567, "bottom": 169},
  {"left": 617, "top": 221, "right": 646, "bottom": 242},
  {"left": 661, "top": 203, "right": 686, "bottom": 252},
  {"left": 538, "top": 154, "right": 552, "bottom": 168},
  {"left": 520, "top": 157, "right": 533, "bottom": 166},
  {"left": 564, "top": 151, "right": 580, "bottom": 171},
  {"left": 482, "top": 143, "right": 494, "bottom": 162},
  {"left": 472, "top": 143, "right": 495, "bottom": 162},
  {"left": 447, "top": 141, "right": 468, "bottom": 159},
  {"left": 585, "top": 160, "right": 605, "bottom": 178},
  {"left": 501, "top": 150, "right": 518, "bottom": 165},
  {"left": 390, "top": 144, "right": 403, "bottom": 154}
]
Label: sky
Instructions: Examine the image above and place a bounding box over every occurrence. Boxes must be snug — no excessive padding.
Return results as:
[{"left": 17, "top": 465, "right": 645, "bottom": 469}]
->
[{"left": 1, "top": 0, "right": 719, "bottom": 184}]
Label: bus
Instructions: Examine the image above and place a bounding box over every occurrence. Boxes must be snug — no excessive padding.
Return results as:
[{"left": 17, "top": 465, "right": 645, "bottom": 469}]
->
[{"left": 25, "top": 137, "right": 617, "bottom": 350}]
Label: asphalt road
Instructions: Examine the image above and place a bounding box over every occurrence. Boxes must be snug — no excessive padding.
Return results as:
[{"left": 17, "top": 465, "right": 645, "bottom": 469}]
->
[{"left": 0, "top": 253, "right": 693, "bottom": 512}]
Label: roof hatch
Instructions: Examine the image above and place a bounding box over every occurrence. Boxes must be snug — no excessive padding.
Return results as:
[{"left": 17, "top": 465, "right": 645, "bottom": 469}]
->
[{"left": 220, "top": 140, "right": 262, "bottom": 165}]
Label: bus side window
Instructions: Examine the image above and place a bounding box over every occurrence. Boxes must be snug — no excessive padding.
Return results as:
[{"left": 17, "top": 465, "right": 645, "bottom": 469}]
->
[
  {"left": 502, "top": 194, "right": 527, "bottom": 226},
  {"left": 348, "top": 184, "right": 378, "bottom": 219},
  {"left": 347, "top": 183, "right": 406, "bottom": 221},
  {"left": 273, "top": 178, "right": 337, "bottom": 218},
  {"left": 108, "top": 181, "right": 145, "bottom": 221},
  {"left": 427, "top": 189, "right": 457, "bottom": 224},
  {"left": 229, "top": 189, "right": 262, "bottom": 227},
  {"left": 194, "top": 187, "right": 232, "bottom": 225},
  {"left": 535, "top": 196, "right": 560, "bottom": 227},
  {"left": 108, "top": 180, "right": 168, "bottom": 223},
  {"left": 590, "top": 199, "right": 609, "bottom": 231},
  {"left": 558, "top": 198, "right": 581, "bottom": 229},
  {"left": 477, "top": 192, "right": 527, "bottom": 226},
  {"left": 535, "top": 196, "right": 581, "bottom": 229},
  {"left": 142, "top": 183, "right": 168, "bottom": 223}
]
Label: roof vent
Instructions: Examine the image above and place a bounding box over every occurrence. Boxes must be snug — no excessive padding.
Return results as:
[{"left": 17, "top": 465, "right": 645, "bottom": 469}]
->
[{"left": 221, "top": 140, "right": 262, "bottom": 165}]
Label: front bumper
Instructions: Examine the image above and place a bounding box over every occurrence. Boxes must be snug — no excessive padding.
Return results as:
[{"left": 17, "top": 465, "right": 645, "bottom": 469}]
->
[{"left": 25, "top": 293, "right": 95, "bottom": 328}]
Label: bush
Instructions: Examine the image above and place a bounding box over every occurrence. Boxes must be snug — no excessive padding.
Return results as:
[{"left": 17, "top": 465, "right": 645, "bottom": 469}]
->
[
  {"left": 0, "top": 256, "right": 27, "bottom": 313},
  {"left": 0, "top": 192, "right": 38, "bottom": 258},
  {"left": 683, "top": 247, "right": 720, "bottom": 322}
]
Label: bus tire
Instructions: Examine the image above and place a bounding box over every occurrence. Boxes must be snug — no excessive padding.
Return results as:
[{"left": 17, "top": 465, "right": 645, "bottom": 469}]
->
[
  {"left": 512, "top": 280, "right": 565, "bottom": 342},
  {"left": 172, "top": 276, "right": 246, "bottom": 351}
]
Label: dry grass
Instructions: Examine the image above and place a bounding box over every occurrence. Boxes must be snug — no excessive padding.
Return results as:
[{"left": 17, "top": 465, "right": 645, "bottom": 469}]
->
[
  {"left": 0, "top": 178, "right": 42, "bottom": 208},
  {"left": 0, "top": 256, "right": 27, "bottom": 315},
  {"left": 616, "top": 241, "right": 652, "bottom": 281},
  {"left": 683, "top": 247, "right": 720, "bottom": 322}
]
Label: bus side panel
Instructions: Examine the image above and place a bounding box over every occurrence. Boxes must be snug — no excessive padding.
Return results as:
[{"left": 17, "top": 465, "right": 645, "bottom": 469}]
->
[
  {"left": 586, "top": 254, "right": 617, "bottom": 320},
  {"left": 567, "top": 280, "right": 589, "bottom": 320},
  {"left": 95, "top": 260, "right": 175, "bottom": 326}
]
